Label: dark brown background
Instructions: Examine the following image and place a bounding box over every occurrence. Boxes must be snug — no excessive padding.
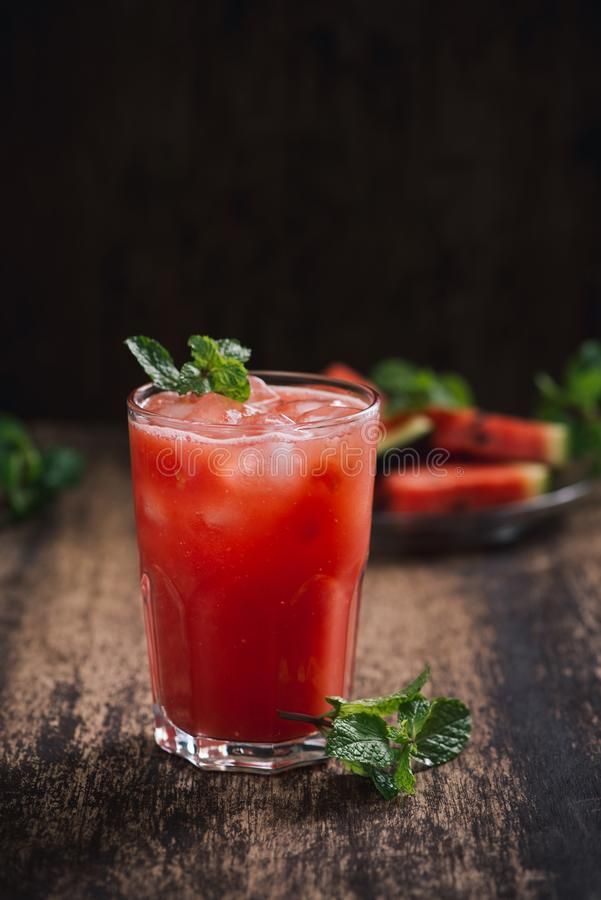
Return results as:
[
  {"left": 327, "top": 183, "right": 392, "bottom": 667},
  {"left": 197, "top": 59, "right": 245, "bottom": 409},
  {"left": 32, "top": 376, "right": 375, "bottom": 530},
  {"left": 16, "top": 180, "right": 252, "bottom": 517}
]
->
[{"left": 2, "top": 0, "right": 601, "bottom": 421}]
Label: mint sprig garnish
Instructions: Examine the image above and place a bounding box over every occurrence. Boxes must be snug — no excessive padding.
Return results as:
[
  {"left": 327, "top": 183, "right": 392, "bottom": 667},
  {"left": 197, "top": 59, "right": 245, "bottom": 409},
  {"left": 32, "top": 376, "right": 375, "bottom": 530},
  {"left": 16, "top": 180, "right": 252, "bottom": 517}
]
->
[
  {"left": 279, "top": 667, "right": 471, "bottom": 800},
  {"left": 125, "top": 334, "right": 251, "bottom": 402},
  {"left": 0, "top": 415, "right": 84, "bottom": 522},
  {"left": 536, "top": 340, "right": 601, "bottom": 473}
]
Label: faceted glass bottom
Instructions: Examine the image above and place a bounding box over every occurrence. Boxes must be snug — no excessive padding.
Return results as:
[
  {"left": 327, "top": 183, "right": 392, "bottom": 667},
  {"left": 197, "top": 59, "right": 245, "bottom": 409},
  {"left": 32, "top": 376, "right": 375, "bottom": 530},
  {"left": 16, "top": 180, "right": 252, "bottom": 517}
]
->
[{"left": 153, "top": 705, "right": 327, "bottom": 773}]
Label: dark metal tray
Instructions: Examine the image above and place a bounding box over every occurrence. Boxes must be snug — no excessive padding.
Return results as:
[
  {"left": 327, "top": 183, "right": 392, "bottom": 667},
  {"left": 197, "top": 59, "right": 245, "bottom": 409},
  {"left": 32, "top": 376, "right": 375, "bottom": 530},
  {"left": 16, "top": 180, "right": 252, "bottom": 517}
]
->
[{"left": 371, "top": 468, "right": 595, "bottom": 552}]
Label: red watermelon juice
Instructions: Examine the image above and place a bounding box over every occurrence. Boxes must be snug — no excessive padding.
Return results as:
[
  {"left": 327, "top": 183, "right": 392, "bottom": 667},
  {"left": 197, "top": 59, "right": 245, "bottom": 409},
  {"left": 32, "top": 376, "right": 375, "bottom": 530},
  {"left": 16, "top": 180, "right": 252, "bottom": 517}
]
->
[{"left": 128, "top": 372, "right": 380, "bottom": 771}]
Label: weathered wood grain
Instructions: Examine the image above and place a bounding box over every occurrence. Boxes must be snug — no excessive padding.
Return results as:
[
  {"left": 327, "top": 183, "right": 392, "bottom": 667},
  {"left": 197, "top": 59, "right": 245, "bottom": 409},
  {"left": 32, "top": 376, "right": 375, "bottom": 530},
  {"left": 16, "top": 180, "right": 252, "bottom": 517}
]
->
[{"left": 1, "top": 427, "right": 600, "bottom": 899}]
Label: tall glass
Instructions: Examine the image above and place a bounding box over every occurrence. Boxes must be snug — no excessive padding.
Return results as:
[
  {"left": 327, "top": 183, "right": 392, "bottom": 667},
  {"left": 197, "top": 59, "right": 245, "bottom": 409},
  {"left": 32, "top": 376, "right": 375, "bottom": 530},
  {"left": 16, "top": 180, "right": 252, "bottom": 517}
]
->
[{"left": 127, "top": 372, "right": 380, "bottom": 772}]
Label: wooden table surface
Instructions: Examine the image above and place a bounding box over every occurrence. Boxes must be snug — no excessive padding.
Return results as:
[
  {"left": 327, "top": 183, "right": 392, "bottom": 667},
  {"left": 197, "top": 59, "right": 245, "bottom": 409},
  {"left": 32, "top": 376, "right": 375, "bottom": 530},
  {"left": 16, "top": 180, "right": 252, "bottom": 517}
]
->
[{"left": 1, "top": 427, "right": 601, "bottom": 900}]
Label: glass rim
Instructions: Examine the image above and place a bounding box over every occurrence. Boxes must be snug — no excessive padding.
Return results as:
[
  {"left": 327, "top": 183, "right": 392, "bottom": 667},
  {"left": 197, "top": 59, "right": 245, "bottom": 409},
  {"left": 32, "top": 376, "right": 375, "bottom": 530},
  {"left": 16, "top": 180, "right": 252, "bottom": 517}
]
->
[{"left": 127, "top": 369, "right": 380, "bottom": 433}]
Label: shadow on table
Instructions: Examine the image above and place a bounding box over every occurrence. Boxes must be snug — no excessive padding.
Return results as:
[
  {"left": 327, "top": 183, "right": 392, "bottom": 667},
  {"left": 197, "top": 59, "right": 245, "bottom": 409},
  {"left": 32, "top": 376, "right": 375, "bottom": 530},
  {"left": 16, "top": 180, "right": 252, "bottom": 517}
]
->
[
  {"left": 370, "top": 515, "right": 567, "bottom": 560},
  {"left": 97, "top": 733, "right": 393, "bottom": 822},
  {"left": 3, "top": 723, "right": 406, "bottom": 900}
]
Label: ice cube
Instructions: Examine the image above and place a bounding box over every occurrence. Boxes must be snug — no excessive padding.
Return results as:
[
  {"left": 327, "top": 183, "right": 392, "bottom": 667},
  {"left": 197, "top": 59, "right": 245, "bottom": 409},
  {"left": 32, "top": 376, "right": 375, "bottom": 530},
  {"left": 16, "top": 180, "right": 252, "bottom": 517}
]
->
[
  {"left": 298, "top": 404, "right": 360, "bottom": 424},
  {"left": 248, "top": 376, "right": 279, "bottom": 404},
  {"left": 276, "top": 400, "right": 324, "bottom": 423},
  {"left": 182, "top": 393, "right": 249, "bottom": 424},
  {"left": 258, "top": 412, "right": 296, "bottom": 427},
  {"left": 140, "top": 485, "right": 171, "bottom": 528},
  {"left": 143, "top": 391, "right": 189, "bottom": 419},
  {"left": 143, "top": 391, "right": 246, "bottom": 425},
  {"left": 241, "top": 409, "right": 297, "bottom": 428}
]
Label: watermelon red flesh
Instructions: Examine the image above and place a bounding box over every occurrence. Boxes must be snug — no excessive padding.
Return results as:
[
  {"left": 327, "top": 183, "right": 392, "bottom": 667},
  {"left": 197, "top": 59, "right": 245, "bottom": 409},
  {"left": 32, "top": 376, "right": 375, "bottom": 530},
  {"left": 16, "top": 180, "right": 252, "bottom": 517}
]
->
[
  {"left": 377, "top": 463, "right": 549, "bottom": 514},
  {"left": 429, "top": 408, "right": 569, "bottom": 467}
]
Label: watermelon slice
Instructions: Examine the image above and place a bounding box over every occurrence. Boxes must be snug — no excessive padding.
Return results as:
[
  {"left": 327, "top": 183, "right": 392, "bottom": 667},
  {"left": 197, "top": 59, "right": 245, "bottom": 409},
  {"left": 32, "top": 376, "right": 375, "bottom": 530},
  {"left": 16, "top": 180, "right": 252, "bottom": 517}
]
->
[
  {"left": 429, "top": 409, "right": 569, "bottom": 467},
  {"left": 377, "top": 463, "right": 550, "bottom": 514},
  {"left": 377, "top": 413, "right": 433, "bottom": 455}
]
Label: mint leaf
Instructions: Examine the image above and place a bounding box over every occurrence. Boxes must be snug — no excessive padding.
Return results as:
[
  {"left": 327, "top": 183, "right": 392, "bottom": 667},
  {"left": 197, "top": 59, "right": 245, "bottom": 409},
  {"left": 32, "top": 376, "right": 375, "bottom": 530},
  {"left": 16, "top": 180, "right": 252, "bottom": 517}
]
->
[
  {"left": 326, "top": 666, "right": 430, "bottom": 718},
  {"left": 341, "top": 760, "right": 370, "bottom": 776},
  {"left": 210, "top": 357, "right": 251, "bottom": 403},
  {"left": 394, "top": 744, "right": 416, "bottom": 795},
  {"left": 371, "top": 358, "right": 473, "bottom": 414},
  {"left": 326, "top": 694, "right": 406, "bottom": 718},
  {"left": 398, "top": 697, "right": 432, "bottom": 736},
  {"left": 188, "top": 335, "right": 251, "bottom": 401},
  {"left": 188, "top": 335, "right": 221, "bottom": 370},
  {"left": 348, "top": 743, "right": 415, "bottom": 800},
  {"left": 0, "top": 415, "right": 41, "bottom": 466},
  {"left": 0, "top": 450, "right": 38, "bottom": 517},
  {"left": 326, "top": 713, "right": 397, "bottom": 769},
  {"left": 0, "top": 416, "right": 84, "bottom": 523},
  {"left": 176, "top": 362, "right": 210, "bottom": 396},
  {"left": 41, "top": 447, "right": 84, "bottom": 490},
  {"left": 400, "top": 666, "right": 431, "bottom": 698},
  {"left": 438, "top": 373, "right": 474, "bottom": 407},
  {"left": 536, "top": 340, "right": 601, "bottom": 473},
  {"left": 369, "top": 768, "right": 400, "bottom": 800},
  {"left": 216, "top": 339, "right": 251, "bottom": 364},
  {"left": 411, "top": 698, "right": 471, "bottom": 768},
  {"left": 125, "top": 333, "right": 252, "bottom": 402},
  {"left": 280, "top": 669, "right": 471, "bottom": 801},
  {"left": 389, "top": 696, "right": 432, "bottom": 742},
  {"left": 125, "top": 336, "right": 180, "bottom": 391}
]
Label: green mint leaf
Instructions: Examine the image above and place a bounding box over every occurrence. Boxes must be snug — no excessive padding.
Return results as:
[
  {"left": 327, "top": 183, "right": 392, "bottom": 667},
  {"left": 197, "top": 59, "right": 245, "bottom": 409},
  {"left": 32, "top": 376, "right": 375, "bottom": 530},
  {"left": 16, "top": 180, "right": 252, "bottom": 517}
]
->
[
  {"left": 325, "top": 697, "right": 345, "bottom": 715},
  {"left": 279, "top": 669, "right": 471, "bottom": 801},
  {"left": 565, "top": 340, "right": 601, "bottom": 410},
  {"left": 400, "top": 666, "right": 431, "bottom": 698},
  {"left": 411, "top": 698, "right": 471, "bottom": 768},
  {"left": 125, "top": 336, "right": 180, "bottom": 391},
  {"left": 438, "top": 373, "right": 473, "bottom": 407},
  {"left": 126, "top": 333, "right": 252, "bottom": 402},
  {"left": 326, "top": 695, "right": 401, "bottom": 718},
  {"left": 326, "top": 694, "right": 405, "bottom": 718},
  {"left": 365, "top": 746, "right": 415, "bottom": 800},
  {"left": 394, "top": 744, "right": 416, "bottom": 795},
  {"left": 0, "top": 416, "right": 84, "bottom": 522},
  {"left": 571, "top": 419, "right": 601, "bottom": 466},
  {"left": 188, "top": 335, "right": 221, "bottom": 371},
  {"left": 388, "top": 696, "right": 432, "bottom": 743},
  {"left": 0, "top": 450, "right": 35, "bottom": 517},
  {"left": 398, "top": 697, "right": 432, "bottom": 738},
  {"left": 216, "top": 339, "right": 251, "bottom": 364},
  {"left": 210, "top": 358, "right": 251, "bottom": 403},
  {"left": 535, "top": 340, "right": 601, "bottom": 473},
  {"left": 188, "top": 335, "right": 251, "bottom": 401},
  {"left": 326, "top": 666, "right": 430, "bottom": 718},
  {"left": 369, "top": 768, "right": 400, "bottom": 800},
  {"left": 176, "top": 362, "right": 211, "bottom": 396},
  {"left": 370, "top": 358, "right": 473, "bottom": 413},
  {"left": 0, "top": 416, "right": 44, "bottom": 519},
  {"left": 326, "top": 713, "right": 397, "bottom": 769},
  {"left": 341, "top": 760, "right": 370, "bottom": 776},
  {"left": 41, "top": 447, "right": 84, "bottom": 491},
  {"left": 0, "top": 415, "right": 42, "bottom": 481}
]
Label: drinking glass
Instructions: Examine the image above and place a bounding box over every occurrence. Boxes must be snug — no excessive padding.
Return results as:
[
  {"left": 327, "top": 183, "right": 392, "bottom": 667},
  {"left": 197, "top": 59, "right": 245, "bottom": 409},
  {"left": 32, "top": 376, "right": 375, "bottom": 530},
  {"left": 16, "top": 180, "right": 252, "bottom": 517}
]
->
[{"left": 127, "top": 372, "right": 380, "bottom": 772}]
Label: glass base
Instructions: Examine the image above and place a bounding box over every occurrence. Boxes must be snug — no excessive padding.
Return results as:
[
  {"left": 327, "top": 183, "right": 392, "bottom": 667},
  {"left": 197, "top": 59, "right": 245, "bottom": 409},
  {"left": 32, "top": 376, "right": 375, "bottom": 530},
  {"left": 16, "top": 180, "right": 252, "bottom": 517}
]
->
[{"left": 153, "top": 706, "right": 327, "bottom": 773}]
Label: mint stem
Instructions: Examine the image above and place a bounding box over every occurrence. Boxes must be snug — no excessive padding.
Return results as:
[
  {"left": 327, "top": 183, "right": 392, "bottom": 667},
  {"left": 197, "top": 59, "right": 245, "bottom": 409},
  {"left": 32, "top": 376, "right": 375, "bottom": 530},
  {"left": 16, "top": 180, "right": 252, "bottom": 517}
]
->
[{"left": 277, "top": 710, "right": 331, "bottom": 728}]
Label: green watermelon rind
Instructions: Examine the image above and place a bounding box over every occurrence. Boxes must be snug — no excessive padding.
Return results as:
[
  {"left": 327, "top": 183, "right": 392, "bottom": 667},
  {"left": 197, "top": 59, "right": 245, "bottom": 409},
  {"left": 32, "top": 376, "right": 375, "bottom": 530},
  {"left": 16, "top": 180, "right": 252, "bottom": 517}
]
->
[
  {"left": 516, "top": 462, "right": 551, "bottom": 497},
  {"left": 542, "top": 423, "right": 570, "bottom": 467},
  {"left": 378, "top": 414, "right": 434, "bottom": 456}
]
